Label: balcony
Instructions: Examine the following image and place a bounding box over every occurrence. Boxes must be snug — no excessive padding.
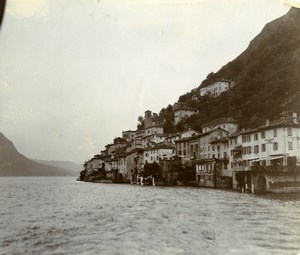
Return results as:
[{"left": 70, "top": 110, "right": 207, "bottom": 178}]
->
[
  {"left": 234, "top": 166, "right": 246, "bottom": 172},
  {"left": 250, "top": 165, "right": 287, "bottom": 172}
]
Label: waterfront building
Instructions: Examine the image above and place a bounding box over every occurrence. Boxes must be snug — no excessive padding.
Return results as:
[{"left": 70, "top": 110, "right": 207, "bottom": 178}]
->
[
  {"left": 195, "top": 127, "right": 232, "bottom": 188},
  {"left": 232, "top": 116, "right": 300, "bottom": 192},
  {"left": 125, "top": 149, "right": 139, "bottom": 182},
  {"left": 143, "top": 144, "right": 175, "bottom": 165},
  {"left": 198, "top": 127, "right": 229, "bottom": 160},
  {"left": 174, "top": 130, "right": 199, "bottom": 163}
]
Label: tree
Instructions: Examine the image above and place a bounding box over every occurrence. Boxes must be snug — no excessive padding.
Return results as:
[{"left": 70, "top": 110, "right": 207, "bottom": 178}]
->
[
  {"left": 175, "top": 121, "right": 185, "bottom": 132},
  {"left": 206, "top": 72, "right": 215, "bottom": 79},
  {"left": 137, "top": 116, "right": 144, "bottom": 131}
]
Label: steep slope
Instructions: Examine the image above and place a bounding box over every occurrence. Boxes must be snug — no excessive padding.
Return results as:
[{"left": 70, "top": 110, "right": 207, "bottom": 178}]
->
[
  {"left": 0, "top": 132, "right": 76, "bottom": 176},
  {"left": 177, "top": 7, "right": 300, "bottom": 130},
  {"left": 35, "top": 160, "right": 82, "bottom": 174}
]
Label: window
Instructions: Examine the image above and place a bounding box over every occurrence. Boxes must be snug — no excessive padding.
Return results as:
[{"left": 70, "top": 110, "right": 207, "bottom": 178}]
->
[
  {"left": 288, "top": 141, "right": 293, "bottom": 150},
  {"left": 261, "top": 144, "right": 266, "bottom": 152},
  {"left": 243, "top": 147, "right": 247, "bottom": 155},
  {"left": 254, "top": 145, "right": 259, "bottom": 154},
  {"left": 217, "top": 146, "right": 220, "bottom": 151},
  {"left": 247, "top": 135, "right": 251, "bottom": 142},
  {"left": 261, "top": 131, "right": 265, "bottom": 139},
  {"left": 274, "top": 128, "right": 277, "bottom": 137},
  {"left": 287, "top": 127, "right": 292, "bottom": 136},
  {"left": 247, "top": 146, "right": 252, "bottom": 154},
  {"left": 273, "top": 142, "right": 278, "bottom": 151},
  {"left": 242, "top": 136, "right": 246, "bottom": 143},
  {"left": 254, "top": 134, "right": 258, "bottom": 141}
]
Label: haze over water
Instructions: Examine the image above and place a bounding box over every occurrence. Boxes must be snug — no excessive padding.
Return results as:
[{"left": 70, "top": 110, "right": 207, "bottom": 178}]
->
[{"left": 0, "top": 177, "right": 299, "bottom": 255}]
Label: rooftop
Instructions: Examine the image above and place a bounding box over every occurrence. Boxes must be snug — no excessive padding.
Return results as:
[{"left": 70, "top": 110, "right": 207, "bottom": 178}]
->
[
  {"left": 200, "top": 79, "right": 231, "bottom": 89},
  {"left": 201, "top": 117, "right": 238, "bottom": 128}
]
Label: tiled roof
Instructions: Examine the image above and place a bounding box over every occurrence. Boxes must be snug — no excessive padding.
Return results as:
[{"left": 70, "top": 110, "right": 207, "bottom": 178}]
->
[
  {"left": 175, "top": 136, "right": 199, "bottom": 143},
  {"left": 144, "top": 144, "right": 175, "bottom": 151},
  {"left": 237, "top": 117, "right": 300, "bottom": 135},
  {"left": 210, "top": 137, "right": 229, "bottom": 143},
  {"left": 199, "top": 127, "right": 229, "bottom": 136},
  {"left": 200, "top": 79, "right": 231, "bottom": 89},
  {"left": 201, "top": 117, "right": 237, "bottom": 128},
  {"left": 173, "top": 102, "right": 197, "bottom": 112}
]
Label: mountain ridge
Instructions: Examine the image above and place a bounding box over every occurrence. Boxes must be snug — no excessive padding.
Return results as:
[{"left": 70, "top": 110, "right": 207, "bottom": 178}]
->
[
  {"left": 169, "top": 7, "right": 300, "bottom": 131},
  {"left": 34, "top": 160, "right": 82, "bottom": 174},
  {"left": 0, "top": 132, "right": 77, "bottom": 176}
]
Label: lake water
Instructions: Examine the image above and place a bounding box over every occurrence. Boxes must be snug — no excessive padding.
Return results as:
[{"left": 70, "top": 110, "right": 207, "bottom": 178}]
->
[{"left": 0, "top": 177, "right": 299, "bottom": 255}]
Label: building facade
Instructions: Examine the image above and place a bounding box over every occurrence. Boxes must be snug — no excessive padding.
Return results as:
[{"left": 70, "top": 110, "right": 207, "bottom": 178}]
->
[{"left": 200, "top": 80, "right": 231, "bottom": 97}]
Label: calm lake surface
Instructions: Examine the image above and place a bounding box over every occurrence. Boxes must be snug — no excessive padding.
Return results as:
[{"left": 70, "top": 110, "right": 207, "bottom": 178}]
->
[{"left": 0, "top": 177, "right": 299, "bottom": 255}]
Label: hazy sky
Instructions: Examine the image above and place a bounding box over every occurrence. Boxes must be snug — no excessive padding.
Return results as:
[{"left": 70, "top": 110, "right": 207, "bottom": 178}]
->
[{"left": 0, "top": 0, "right": 290, "bottom": 164}]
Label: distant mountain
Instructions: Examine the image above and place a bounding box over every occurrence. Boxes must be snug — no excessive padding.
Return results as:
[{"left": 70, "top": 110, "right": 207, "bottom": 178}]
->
[
  {"left": 34, "top": 160, "right": 82, "bottom": 174},
  {"left": 174, "top": 7, "right": 300, "bottom": 131},
  {"left": 0, "top": 132, "right": 77, "bottom": 176}
]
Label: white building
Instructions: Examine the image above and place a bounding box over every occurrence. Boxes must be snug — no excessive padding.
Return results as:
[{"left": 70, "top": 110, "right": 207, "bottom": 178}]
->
[
  {"left": 142, "top": 133, "right": 168, "bottom": 148},
  {"left": 239, "top": 123, "right": 300, "bottom": 170},
  {"left": 198, "top": 127, "right": 229, "bottom": 160},
  {"left": 200, "top": 80, "right": 231, "bottom": 97},
  {"left": 232, "top": 116, "right": 300, "bottom": 192},
  {"left": 201, "top": 117, "right": 238, "bottom": 134},
  {"left": 143, "top": 144, "right": 175, "bottom": 164}
]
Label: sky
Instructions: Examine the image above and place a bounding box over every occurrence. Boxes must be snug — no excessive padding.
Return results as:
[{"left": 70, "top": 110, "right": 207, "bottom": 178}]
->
[{"left": 0, "top": 0, "right": 291, "bottom": 164}]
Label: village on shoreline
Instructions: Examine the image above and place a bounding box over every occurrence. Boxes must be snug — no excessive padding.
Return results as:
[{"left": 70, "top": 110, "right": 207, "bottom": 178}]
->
[{"left": 79, "top": 91, "right": 300, "bottom": 194}]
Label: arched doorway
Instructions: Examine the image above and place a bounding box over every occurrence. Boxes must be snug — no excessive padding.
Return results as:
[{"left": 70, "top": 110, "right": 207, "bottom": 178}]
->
[{"left": 257, "top": 175, "right": 267, "bottom": 193}]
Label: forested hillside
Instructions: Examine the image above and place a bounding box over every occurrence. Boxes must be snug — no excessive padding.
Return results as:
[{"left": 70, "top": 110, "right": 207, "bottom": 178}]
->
[{"left": 157, "top": 7, "right": 300, "bottom": 133}]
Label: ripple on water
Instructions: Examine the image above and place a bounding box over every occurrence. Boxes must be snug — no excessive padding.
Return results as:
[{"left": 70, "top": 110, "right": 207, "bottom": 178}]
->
[{"left": 0, "top": 177, "right": 300, "bottom": 255}]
